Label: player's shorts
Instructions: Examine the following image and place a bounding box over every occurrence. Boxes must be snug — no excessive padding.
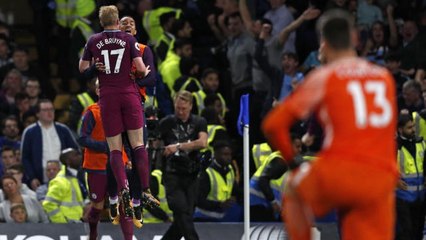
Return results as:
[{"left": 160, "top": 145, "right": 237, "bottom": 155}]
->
[
  {"left": 99, "top": 92, "right": 143, "bottom": 137},
  {"left": 287, "top": 158, "right": 397, "bottom": 240},
  {"left": 88, "top": 172, "right": 108, "bottom": 203}
]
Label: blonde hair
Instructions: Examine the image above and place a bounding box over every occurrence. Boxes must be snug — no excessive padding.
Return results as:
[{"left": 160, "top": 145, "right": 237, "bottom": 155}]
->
[
  {"left": 174, "top": 90, "right": 193, "bottom": 104},
  {"left": 99, "top": 5, "right": 119, "bottom": 27}
]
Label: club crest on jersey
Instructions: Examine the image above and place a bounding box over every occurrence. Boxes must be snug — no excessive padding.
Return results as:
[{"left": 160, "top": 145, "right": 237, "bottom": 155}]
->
[
  {"left": 135, "top": 43, "right": 140, "bottom": 51},
  {"left": 91, "top": 193, "right": 97, "bottom": 200}
]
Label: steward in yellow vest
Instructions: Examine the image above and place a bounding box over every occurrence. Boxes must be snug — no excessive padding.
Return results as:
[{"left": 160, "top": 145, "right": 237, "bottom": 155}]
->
[
  {"left": 143, "top": 7, "right": 181, "bottom": 45},
  {"left": 249, "top": 135, "right": 302, "bottom": 221},
  {"left": 192, "top": 68, "right": 227, "bottom": 119},
  {"left": 251, "top": 142, "right": 272, "bottom": 170},
  {"left": 43, "top": 148, "right": 88, "bottom": 223},
  {"left": 412, "top": 111, "right": 426, "bottom": 141},
  {"left": 195, "top": 141, "right": 242, "bottom": 221},
  {"left": 395, "top": 112, "right": 426, "bottom": 239},
  {"left": 154, "top": 12, "right": 176, "bottom": 63},
  {"left": 159, "top": 39, "right": 193, "bottom": 95}
]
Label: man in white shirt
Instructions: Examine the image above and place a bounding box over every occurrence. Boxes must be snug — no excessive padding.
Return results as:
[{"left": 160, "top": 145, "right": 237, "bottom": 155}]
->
[{"left": 21, "top": 99, "right": 79, "bottom": 190}]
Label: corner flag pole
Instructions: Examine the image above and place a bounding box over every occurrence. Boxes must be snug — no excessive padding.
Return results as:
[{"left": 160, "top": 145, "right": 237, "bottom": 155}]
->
[{"left": 238, "top": 94, "right": 250, "bottom": 240}]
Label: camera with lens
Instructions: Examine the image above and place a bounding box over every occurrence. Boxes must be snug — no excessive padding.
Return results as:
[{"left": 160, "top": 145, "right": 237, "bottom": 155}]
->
[{"left": 145, "top": 106, "right": 160, "bottom": 140}]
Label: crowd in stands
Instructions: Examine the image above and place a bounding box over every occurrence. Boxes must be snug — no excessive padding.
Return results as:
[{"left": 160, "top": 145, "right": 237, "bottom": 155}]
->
[{"left": 0, "top": 0, "right": 424, "bottom": 228}]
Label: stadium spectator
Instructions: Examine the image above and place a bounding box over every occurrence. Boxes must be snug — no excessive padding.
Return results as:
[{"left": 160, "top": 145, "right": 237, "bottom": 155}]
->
[
  {"left": 1, "top": 163, "right": 36, "bottom": 201},
  {"left": 398, "top": 80, "right": 424, "bottom": 113},
  {"left": 357, "top": 0, "right": 383, "bottom": 29},
  {"left": 0, "top": 115, "right": 21, "bottom": 150},
  {"left": 12, "top": 92, "right": 31, "bottom": 127},
  {"left": 35, "top": 160, "right": 61, "bottom": 202},
  {"left": 0, "top": 146, "right": 20, "bottom": 179},
  {"left": 0, "top": 46, "right": 42, "bottom": 83},
  {"left": 24, "top": 77, "right": 41, "bottom": 107},
  {"left": 0, "top": 69, "right": 23, "bottom": 115},
  {"left": 398, "top": 20, "right": 426, "bottom": 73},
  {"left": 361, "top": 5, "right": 398, "bottom": 65},
  {"left": 21, "top": 99, "right": 79, "bottom": 190},
  {"left": 384, "top": 52, "right": 409, "bottom": 96},
  {"left": 0, "top": 174, "right": 48, "bottom": 223},
  {"left": 9, "top": 204, "right": 27, "bottom": 223},
  {"left": 0, "top": 34, "right": 12, "bottom": 68}
]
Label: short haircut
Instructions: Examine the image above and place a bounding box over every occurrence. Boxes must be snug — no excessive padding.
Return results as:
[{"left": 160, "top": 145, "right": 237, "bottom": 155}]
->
[
  {"left": 179, "top": 57, "right": 198, "bottom": 75},
  {"left": 160, "top": 12, "right": 176, "bottom": 27},
  {"left": 201, "top": 68, "right": 219, "bottom": 80},
  {"left": 12, "top": 45, "right": 29, "bottom": 55},
  {"left": 173, "top": 38, "right": 191, "bottom": 51},
  {"left": 174, "top": 90, "right": 193, "bottom": 104},
  {"left": 225, "top": 12, "right": 241, "bottom": 26},
  {"left": 398, "top": 113, "right": 413, "bottom": 128},
  {"left": 1, "top": 146, "right": 15, "bottom": 154},
  {"left": 7, "top": 163, "right": 24, "bottom": 173},
  {"left": 403, "top": 80, "right": 421, "bottom": 93},
  {"left": 213, "top": 140, "right": 232, "bottom": 152},
  {"left": 47, "top": 159, "right": 61, "bottom": 166},
  {"left": 282, "top": 52, "right": 299, "bottom": 62},
  {"left": 317, "top": 9, "right": 354, "bottom": 50},
  {"left": 201, "top": 106, "right": 220, "bottom": 124},
  {"left": 99, "top": 5, "right": 119, "bottom": 27},
  {"left": 15, "top": 92, "right": 29, "bottom": 103},
  {"left": 35, "top": 98, "right": 53, "bottom": 113},
  {"left": 25, "top": 77, "right": 40, "bottom": 86},
  {"left": 1, "top": 115, "right": 18, "bottom": 130},
  {"left": 10, "top": 204, "right": 26, "bottom": 214},
  {"left": 204, "top": 93, "right": 221, "bottom": 107}
]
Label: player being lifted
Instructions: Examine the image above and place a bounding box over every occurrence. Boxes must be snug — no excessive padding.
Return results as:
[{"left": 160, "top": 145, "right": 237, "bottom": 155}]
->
[{"left": 79, "top": 5, "right": 153, "bottom": 227}]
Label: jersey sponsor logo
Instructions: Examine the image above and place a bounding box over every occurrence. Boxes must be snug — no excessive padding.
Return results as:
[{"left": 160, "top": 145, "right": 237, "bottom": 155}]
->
[{"left": 135, "top": 42, "right": 140, "bottom": 51}]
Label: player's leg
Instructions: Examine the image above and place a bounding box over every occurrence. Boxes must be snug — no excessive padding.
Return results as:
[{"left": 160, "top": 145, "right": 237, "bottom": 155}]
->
[
  {"left": 107, "top": 160, "right": 120, "bottom": 224},
  {"left": 283, "top": 178, "right": 313, "bottom": 240},
  {"left": 118, "top": 204, "right": 134, "bottom": 240},
  {"left": 283, "top": 162, "right": 332, "bottom": 240},
  {"left": 86, "top": 172, "right": 107, "bottom": 239},
  {"left": 100, "top": 94, "right": 131, "bottom": 217},
  {"left": 123, "top": 93, "right": 159, "bottom": 207},
  {"left": 339, "top": 191, "right": 394, "bottom": 240}
]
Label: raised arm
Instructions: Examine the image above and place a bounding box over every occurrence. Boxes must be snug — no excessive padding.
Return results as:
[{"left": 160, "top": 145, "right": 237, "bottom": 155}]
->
[
  {"left": 239, "top": 0, "right": 255, "bottom": 35},
  {"left": 278, "top": 8, "right": 321, "bottom": 45},
  {"left": 386, "top": 4, "right": 398, "bottom": 48},
  {"left": 207, "top": 14, "right": 226, "bottom": 42}
]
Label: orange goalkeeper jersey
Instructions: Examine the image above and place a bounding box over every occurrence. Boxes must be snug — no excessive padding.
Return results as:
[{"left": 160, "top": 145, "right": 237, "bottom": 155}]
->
[{"left": 262, "top": 57, "right": 397, "bottom": 175}]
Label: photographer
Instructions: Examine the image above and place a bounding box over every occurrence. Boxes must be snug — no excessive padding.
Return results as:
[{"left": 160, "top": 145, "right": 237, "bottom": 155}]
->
[{"left": 159, "top": 90, "right": 208, "bottom": 240}]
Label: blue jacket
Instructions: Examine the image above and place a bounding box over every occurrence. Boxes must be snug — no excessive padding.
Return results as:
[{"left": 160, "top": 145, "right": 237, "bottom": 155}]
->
[{"left": 21, "top": 122, "right": 79, "bottom": 184}]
